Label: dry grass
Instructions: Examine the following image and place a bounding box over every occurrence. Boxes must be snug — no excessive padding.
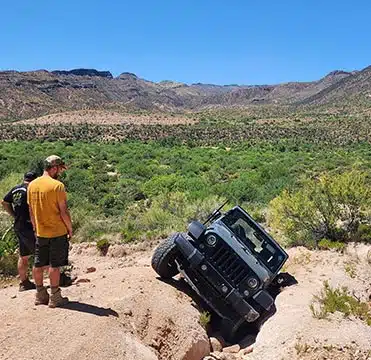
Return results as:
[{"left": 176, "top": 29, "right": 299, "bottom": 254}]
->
[
  {"left": 344, "top": 261, "right": 357, "bottom": 279},
  {"left": 294, "top": 343, "right": 371, "bottom": 359}
]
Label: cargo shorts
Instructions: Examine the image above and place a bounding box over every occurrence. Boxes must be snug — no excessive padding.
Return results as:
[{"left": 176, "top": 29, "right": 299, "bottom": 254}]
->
[
  {"left": 14, "top": 228, "right": 36, "bottom": 257},
  {"left": 34, "top": 234, "right": 69, "bottom": 268}
]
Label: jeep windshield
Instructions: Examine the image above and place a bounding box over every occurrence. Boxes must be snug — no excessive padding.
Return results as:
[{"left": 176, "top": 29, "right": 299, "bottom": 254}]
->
[{"left": 221, "top": 208, "right": 286, "bottom": 273}]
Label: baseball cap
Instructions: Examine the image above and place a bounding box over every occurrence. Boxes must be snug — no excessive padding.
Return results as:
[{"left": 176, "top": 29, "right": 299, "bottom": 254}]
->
[
  {"left": 44, "top": 155, "right": 67, "bottom": 170},
  {"left": 24, "top": 171, "right": 38, "bottom": 181}
]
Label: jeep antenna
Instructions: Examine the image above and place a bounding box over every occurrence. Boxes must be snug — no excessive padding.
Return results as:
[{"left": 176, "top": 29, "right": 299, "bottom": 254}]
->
[{"left": 203, "top": 200, "right": 229, "bottom": 225}]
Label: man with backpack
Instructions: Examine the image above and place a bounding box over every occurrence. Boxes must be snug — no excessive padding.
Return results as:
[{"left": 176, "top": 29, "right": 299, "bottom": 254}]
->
[{"left": 2, "top": 171, "right": 38, "bottom": 291}]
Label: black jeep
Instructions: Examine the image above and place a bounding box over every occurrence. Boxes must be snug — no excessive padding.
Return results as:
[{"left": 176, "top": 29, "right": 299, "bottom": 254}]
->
[{"left": 151, "top": 205, "right": 289, "bottom": 339}]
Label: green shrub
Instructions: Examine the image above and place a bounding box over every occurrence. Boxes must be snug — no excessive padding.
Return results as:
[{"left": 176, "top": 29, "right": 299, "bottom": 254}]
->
[
  {"left": 121, "top": 193, "right": 227, "bottom": 242},
  {"left": 310, "top": 281, "right": 371, "bottom": 326},
  {"left": 76, "top": 217, "right": 121, "bottom": 242},
  {"left": 199, "top": 311, "right": 211, "bottom": 329},
  {"left": 2, "top": 140, "right": 371, "bottom": 248},
  {"left": 96, "top": 239, "right": 110, "bottom": 256},
  {"left": 0, "top": 173, "right": 23, "bottom": 200},
  {"left": 355, "top": 223, "right": 371, "bottom": 243},
  {"left": 268, "top": 170, "right": 371, "bottom": 248},
  {"left": 0, "top": 198, "right": 18, "bottom": 275},
  {"left": 344, "top": 261, "right": 357, "bottom": 279},
  {"left": 27, "top": 158, "right": 44, "bottom": 176},
  {"left": 0, "top": 227, "right": 18, "bottom": 258},
  {"left": 318, "top": 239, "right": 345, "bottom": 252},
  {"left": 0, "top": 253, "right": 18, "bottom": 276},
  {"left": 243, "top": 204, "right": 266, "bottom": 223}
]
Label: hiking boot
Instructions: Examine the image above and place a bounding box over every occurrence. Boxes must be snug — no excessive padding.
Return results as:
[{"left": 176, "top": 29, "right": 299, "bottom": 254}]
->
[
  {"left": 19, "top": 279, "right": 36, "bottom": 292},
  {"left": 48, "top": 288, "right": 69, "bottom": 308},
  {"left": 35, "top": 287, "right": 50, "bottom": 305}
]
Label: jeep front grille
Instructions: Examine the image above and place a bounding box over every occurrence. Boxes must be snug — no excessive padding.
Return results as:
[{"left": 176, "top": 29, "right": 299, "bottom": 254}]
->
[{"left": 209, "top": 242, "right": 249, "bottom": 285}]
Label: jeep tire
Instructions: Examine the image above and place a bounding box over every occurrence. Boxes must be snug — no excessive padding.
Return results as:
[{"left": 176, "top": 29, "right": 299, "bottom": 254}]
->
[{"left": 151, "top": 234, "right": 180, "bottom": 279}]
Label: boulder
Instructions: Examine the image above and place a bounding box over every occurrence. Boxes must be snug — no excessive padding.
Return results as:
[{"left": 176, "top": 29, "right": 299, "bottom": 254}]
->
[{"left": 209, "top": 337, "right": 223, "bottom": 352}]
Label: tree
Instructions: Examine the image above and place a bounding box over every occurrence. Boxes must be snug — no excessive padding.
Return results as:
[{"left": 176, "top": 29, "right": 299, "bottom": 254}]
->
[{"left": 268, "top": 170, "right": 371, "bottom": 247}]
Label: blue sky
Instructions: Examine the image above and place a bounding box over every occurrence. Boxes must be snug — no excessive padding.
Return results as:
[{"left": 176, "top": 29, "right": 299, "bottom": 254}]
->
[{"left": 1, "top": 0, "right": 370, "bottom": 85}]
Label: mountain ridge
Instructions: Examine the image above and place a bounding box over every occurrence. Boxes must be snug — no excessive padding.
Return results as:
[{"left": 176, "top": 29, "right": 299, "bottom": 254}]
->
[{"left": 0, "top": 66, "right": 370, "bottom": 121}]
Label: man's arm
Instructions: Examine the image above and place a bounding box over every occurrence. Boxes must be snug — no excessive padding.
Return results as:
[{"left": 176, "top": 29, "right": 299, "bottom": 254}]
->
[
  {"left": 1, "top": 200, "right": 15, "bottom": 219},
  {"left": 28, "top": 205, "right": 36, "bottom": 232},
  {"left": 27, "top": 187, "right": 36, "bottom": 232},
  {"left": 58, "top": 198, "right": 73, "bottom": 239}
]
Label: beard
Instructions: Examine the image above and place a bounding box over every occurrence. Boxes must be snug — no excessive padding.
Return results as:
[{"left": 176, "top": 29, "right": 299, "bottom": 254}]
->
[{"left": 51, "top": 172, "right": 60, "bottom": 179}]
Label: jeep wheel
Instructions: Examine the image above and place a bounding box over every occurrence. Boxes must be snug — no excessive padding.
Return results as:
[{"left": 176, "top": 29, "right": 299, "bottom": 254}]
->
[{"left": 151, "top": 234, "right": 180, "bottom": 279}]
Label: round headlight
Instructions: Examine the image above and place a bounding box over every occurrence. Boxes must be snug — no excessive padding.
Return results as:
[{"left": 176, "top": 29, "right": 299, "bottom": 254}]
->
[
  {"left": 247, "top": 277, "right": 259, "bottom": 289},
  {"left": 206, "top": 235, "right": 217, "bottom": 247}
]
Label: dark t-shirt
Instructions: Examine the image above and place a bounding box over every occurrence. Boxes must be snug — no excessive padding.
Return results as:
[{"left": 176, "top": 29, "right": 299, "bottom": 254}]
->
[{"left": 3, "top": 183, "right": 33, "bottom": 231}]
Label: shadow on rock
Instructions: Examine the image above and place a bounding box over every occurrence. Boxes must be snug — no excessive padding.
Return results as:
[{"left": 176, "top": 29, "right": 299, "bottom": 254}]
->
[{"left": 62, "top": 301, "right": 119, "bottom": 317}]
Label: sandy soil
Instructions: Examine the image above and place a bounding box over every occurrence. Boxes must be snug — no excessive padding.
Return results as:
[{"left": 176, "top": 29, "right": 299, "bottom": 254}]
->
[
  {"left": 0, "top": 244, "right": 209, "bottom": 360},
  {"left": 250, "top": 244, "right": 371, "bottom": 360},
  {"left": 16, "top": 110, "right": 196, "bottom": 126},
  {"left": 1, "top": 242, "right": 370, "bottom": 360}
]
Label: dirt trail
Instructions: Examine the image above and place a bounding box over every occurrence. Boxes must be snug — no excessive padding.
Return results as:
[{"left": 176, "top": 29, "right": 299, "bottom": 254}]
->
[
  {"left": 1, "top": 242, "right": 371, "bottom": 360},
  {"left": 0, "top": 244, "right": 209, "bottom": 360}
]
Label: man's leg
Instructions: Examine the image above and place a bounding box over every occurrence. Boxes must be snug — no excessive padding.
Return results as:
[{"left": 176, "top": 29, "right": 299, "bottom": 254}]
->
[
  {"left": 18, "top": 256, "right": 28, "bottom": 282},
  {"left": 33, "top": 237, "right": 50, "bottom": 305},
  {"left": 33, "top": 266, "right": 44, "bottom": 287},
  {"left": 18, "top": 256, "right": 37, "bottom": 291},
  {"left": 48, "top": 235, "right": 69, "bottom": 308},
  {"left": 17, "top": 230, "right": 36, "bottom": 291},
  {"left": 49, "top": 266, "right": 60, "bottom": 288}
]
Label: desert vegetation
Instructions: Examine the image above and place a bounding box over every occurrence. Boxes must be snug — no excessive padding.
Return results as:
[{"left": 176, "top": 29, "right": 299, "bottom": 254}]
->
[
  {"left": 0, "top": 139, "right": 370, "bottom": 245},
  {"left": 310, "top": 281, "right": 371, "bottom": 326},
  {"left": 1, "top": 107, "right": 371, "bottom": 275},
  {"left": 1, "top": 111, "right": 371, "bottom": 145}
]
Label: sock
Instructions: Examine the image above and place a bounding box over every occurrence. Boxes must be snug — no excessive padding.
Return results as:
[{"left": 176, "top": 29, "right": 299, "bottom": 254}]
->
[
  {"left": 36, "top": 285, "right": 44, "bottom": 292},
  {"left": 51, "top": 287, "right": 59, "bottom": 294}
]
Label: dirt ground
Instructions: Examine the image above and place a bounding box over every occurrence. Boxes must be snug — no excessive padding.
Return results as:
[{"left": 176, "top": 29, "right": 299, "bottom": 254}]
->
[
  {"left": 16, "top": 110, "right": 196, "bottom": 126},
  {"left": 0, "top": 242, "right": 370, "bottom": 360},
  {"left": 0, "top": 242, "right": 211, "bottom": 360},
  {"left": 250, "top": 244, "right": 371, "bottom": 360}
]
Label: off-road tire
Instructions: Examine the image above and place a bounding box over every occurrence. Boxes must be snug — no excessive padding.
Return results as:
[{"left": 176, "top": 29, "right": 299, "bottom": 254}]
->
[{"left": 151, "top": 234, "right": 180, "bottom": 279}]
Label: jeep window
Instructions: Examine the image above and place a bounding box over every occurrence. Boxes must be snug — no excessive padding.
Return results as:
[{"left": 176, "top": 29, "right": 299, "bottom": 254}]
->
[{"left": 221, "top": 209, "right": 285, "bottom": 273}]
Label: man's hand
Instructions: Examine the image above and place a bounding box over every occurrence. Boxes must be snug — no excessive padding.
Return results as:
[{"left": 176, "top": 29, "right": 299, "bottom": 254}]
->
[
  {"left": 57, "top": 197, "right": 73, "bottom": 241},
  {"left": 1, "top": 200, "right": 15, "bottom": 219}
]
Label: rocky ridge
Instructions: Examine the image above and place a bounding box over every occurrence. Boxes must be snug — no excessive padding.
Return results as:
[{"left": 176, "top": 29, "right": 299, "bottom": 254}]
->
[{"left": 1, "top": 66, "right": 370, "bottom": 121}]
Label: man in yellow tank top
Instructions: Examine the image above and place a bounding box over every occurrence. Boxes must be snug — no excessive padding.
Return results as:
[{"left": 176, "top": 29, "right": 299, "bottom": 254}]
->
[{"left": 27, "top": 155, "right": 72, "bottom": 308}]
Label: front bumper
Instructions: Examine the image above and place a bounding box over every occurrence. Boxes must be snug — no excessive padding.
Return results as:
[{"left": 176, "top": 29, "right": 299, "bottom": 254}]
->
[{"left": 174, "top": 233, "right": 273, "bottom": 322}]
